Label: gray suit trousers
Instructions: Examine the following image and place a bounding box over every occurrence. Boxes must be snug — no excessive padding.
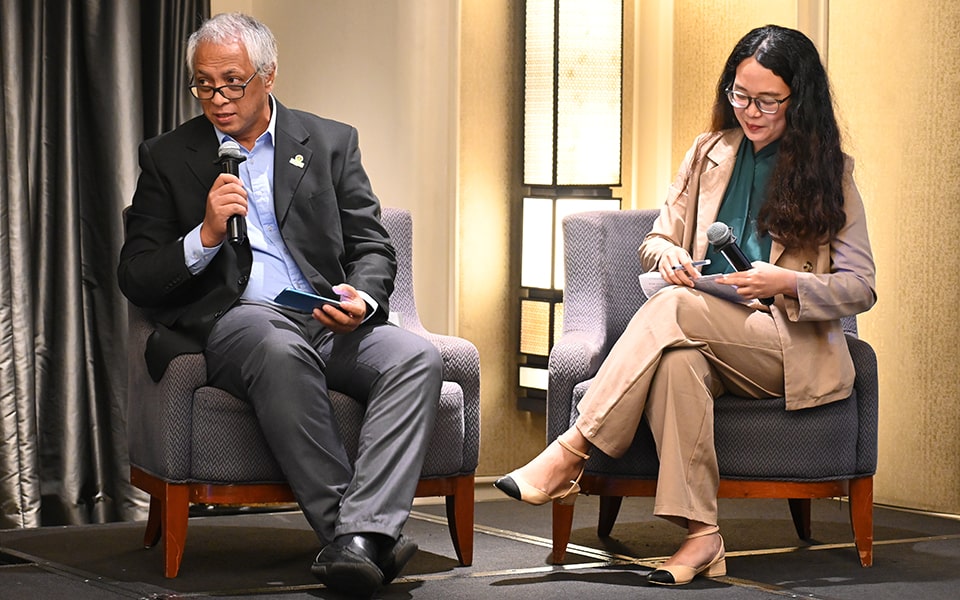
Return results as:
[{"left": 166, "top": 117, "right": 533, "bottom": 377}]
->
[{"left": 203, "top": 302, "right": 441, "bottom": 543}]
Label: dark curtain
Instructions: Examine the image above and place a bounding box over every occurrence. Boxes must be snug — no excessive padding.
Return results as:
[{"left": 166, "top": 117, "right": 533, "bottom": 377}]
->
[{"left": 0, "top": 0, "right": 208, "bottom": 528}]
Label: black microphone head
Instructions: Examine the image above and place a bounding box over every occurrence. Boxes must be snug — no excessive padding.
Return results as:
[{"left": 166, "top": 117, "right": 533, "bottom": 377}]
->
[
  {"left": 707, "top": 222, "right": 733, "bottom": 246},
  {"left": 218, "top": 140, "right": 243, "bottom": 160}
]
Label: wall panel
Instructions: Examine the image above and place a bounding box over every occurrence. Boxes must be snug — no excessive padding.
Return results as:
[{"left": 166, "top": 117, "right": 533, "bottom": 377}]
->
[
  {"left": 830, "top": 0, "right": 960, "bottom": 513},
  {"left": 671, "top": 0, "right": 796, "bottom": 172}
]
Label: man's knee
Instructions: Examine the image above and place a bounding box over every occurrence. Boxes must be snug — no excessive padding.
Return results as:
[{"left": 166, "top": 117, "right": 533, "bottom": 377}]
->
[{"left": 396, "top": 331, "right": 443, "bottom": 382}]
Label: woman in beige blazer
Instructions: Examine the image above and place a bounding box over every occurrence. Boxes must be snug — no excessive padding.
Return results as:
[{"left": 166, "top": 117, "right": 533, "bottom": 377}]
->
[{"left": 495, "top": 25, "right": 877, "bottom": 586}]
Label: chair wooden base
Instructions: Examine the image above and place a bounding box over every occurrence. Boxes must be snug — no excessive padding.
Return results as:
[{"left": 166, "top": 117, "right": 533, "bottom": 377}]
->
[
  {"left": 415, "top": 474, "right": 475, "bottom": 566},
  {"left": 551, "top": 474, "right": 873, "bottom": 568},
  {"left": 131, "top": 466, "right": 474, "bottom": 578}
]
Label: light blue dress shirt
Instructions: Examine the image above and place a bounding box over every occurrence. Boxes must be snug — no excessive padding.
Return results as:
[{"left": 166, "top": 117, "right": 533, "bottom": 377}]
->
[
  {"left": 182, "top": 96, "right": 378, "bottom": 316},
  {"left": 183, "top": 96, "right": 310, "bottom": 304}
]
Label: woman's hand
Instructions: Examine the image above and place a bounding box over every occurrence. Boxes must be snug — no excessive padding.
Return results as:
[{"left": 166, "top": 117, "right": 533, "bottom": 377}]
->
[
  {"left": 717, "top": 262, "right": 797, "bottom": 301},
  {"left": 311, "top": 283, "right": 368, "bottom": 334},
  {"left": 658, "top": 250, "right": 702, "bottom": 287}
]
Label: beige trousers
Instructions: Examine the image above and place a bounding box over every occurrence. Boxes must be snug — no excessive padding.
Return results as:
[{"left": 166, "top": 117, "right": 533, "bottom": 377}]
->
[{"left": 575, "top": 286, "right": 786, "bottom": 526}]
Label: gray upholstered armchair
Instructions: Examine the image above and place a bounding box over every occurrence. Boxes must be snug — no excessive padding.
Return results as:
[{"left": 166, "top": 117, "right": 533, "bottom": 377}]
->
[
  {"left": 126, "top": 207, "right": 480, "bottom": 577},
  {"left": 548, "top": 209, "right": 877, "bottom": 567}
]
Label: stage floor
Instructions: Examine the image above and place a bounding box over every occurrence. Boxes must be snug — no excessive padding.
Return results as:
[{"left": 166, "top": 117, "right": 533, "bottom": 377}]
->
[{"left": 2, "top": 484, "right": 959, "bottom": 599}]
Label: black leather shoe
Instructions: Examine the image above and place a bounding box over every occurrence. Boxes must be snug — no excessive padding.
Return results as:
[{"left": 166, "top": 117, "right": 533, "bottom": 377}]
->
[
  {"left": 311, "top": 534, "right": 384, "bottom": 597},
  {"left": 378, "top": 534, "right": 418, "bottom": 584}
]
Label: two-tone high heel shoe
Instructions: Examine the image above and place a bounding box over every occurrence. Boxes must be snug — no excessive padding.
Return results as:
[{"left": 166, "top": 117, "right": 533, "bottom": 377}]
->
[
  {"left": 646, "top": 525, "right": 726, "bottom": 586},
  {"left": 493, "top": 438, "right": 590, "bottom": 506}
]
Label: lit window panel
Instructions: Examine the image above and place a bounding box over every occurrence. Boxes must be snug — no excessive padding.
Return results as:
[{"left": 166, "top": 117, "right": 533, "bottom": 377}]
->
[
  {"left": 519, "top": 365, "right": 549, "bottom": 391},
  {"left": 523, "top": 0, "right": 622, "bottom": 187},
  {"left": 556, "top": 0, "right": 622, "bottom": 186},
  {"left": 521, "top": 197, "right": 555, "bottom": 289},
  {"left": 520, "top": 299, "right": 552, "bottom": 356},
  {"left": 523, "top": 0, "right": 556, "bottom": 185}
]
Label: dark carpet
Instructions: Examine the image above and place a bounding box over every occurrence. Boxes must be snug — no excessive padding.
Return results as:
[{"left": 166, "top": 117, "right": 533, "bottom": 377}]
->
[{"left": 1, "top": 491, "right": 958, "bottom": 599}]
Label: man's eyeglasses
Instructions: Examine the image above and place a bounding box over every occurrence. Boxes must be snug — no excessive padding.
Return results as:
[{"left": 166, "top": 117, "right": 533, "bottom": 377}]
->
[
  {"left": 725, "top": 88, "right": 791, "bottom": 115},
  {"left": 190, "top": 72, "right": 258, "bottom": 100}
]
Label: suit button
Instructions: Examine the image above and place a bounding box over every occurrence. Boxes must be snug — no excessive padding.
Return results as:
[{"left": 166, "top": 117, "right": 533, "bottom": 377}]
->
[
  {"left": 214, "top": 310, "right": 223, "bottom": 318},
  {"left": 238, "top": 275, "right": 248, "bottom": 286}
]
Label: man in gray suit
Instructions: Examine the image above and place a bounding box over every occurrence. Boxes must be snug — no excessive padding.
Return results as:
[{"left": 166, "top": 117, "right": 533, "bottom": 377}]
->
[{"left": 117, "top": 12, "right": 440, "bottom": 596}]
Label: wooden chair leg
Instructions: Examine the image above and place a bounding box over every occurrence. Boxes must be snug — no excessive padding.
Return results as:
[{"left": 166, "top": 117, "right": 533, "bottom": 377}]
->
[
  {"left": 144, "top": 495, "right": 162, "bottom": 548},
  {"left": 788, "top": 498, "right": 812, "bottom": 540},
  {"left": 444, "top": 475, "right": 475, "bottom": 566},
  {"left": 161, "top": 482, "right": 191, "bottom": 578},
  {"left": 552, "top": 501, "right": 576, "bottom": 564},
  {"left": 848, "top": 476, "right": 874, "bottom": 567},
  {"left": 597, "top": 496, "right": 624, "bottom": 537}
]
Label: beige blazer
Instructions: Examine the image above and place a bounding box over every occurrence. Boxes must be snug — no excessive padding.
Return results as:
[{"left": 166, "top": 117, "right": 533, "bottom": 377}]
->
[{"left": 639, "top": 129, "right": 877, "bottom": 410}]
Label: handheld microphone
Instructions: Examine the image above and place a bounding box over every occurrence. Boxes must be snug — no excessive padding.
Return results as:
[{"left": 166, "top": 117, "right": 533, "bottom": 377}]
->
[
  {"left": 706, "top": 221, "right": 774, "bottom": 306},
  {"left": 216, "top": 140, "right": 247, "bottom": 245}
]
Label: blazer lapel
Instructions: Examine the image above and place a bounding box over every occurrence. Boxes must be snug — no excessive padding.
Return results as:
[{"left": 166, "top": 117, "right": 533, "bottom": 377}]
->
[
  {"left": 770, "top": 240, "right": 786, "bottom": 265},
  {"left": 693, "top": 129, "right": 742, "bottom": 256},
  {"left": 182, "top": 117, "right": 223, "bottom": 193},
  {"left": 273, "top": 102, "right": 312, "bottom": 226}
]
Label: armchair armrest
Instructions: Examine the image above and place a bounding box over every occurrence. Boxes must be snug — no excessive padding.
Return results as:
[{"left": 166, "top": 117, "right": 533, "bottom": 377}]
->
[
  {"left": 426, "top": 334, "right": 480, "bottom": 391},
  {"left": 403, "top": 325, "right": 479, "bottom": 387},
  {"left": 846, "top": 334, "right": 879, "bottom": 475},
  {"left": 547, "top": 209, "right": 660, "bottom": 441},
  {"left": 126, "top": 305, "right": 205, "bottom": 480},
  {"left": 546, "top": 330, "right": 606, "bottom": 440},
  {"left": 405, "top": 328, "right": 481, "bottom": 471}
]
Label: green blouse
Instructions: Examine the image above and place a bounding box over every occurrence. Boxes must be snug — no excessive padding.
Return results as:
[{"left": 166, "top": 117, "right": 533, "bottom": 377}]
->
[{"left": 703, "top": 137, "right": 778, "bottom": 275}]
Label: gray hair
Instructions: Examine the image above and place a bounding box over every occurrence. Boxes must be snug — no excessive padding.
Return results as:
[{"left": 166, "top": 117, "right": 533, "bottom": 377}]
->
[{"left": 186, "top": 13, "right": 278, "bottom": 80}]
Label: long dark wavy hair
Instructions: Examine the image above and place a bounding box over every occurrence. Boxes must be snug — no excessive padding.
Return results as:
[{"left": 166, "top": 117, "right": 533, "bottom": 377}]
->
[{"left": 710, "top": 25, "right": 845, "bottom": 248}]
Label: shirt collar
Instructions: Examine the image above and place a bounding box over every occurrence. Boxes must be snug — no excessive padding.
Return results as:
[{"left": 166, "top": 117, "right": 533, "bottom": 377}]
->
[{"left": 754, "top": 137, "right": 781, "bottom": 160}]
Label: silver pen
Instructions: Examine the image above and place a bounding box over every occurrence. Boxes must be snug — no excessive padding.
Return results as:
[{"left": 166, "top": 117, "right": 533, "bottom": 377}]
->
[{"left": 672, "top": 259, "right": 711, "bottom": 271}]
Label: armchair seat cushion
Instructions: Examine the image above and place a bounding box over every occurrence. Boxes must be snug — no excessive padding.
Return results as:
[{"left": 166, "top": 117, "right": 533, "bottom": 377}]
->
[
  {"left": 328, "top": 383, "right": 467, "bottom": 477},
  {"left": 191, "top": 387, "right": 286, "bottom": 483},
  {"left": 713, "top": 393, "right": 860, "bottom": 480},
  {"left": 571, "top": 383, "right": 862, "bottom": 482},
  {"left": 161, "top": 381, "right": 468, "bottom": 486}
]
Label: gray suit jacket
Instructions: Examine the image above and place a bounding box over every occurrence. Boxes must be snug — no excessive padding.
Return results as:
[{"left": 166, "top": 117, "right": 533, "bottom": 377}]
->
[
  {"left": 639, "top": 128, "right": 877, "bottom": 410},
  {"left": 118, "top": 100, "right": 395, "bottom": 381}
]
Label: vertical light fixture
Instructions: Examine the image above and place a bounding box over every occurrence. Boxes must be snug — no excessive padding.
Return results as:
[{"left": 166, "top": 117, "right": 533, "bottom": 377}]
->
[{"left": 518, "top": 0, "right": 623, "bottom": 412}]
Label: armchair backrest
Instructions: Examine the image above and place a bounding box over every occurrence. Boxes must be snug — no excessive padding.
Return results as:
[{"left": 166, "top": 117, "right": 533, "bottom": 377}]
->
[
  {"left": 380, "top": 207, "right": 424, "bottom": 332},
  {"left": 562, "top": 209, "right": 660, "bottom": 348}
]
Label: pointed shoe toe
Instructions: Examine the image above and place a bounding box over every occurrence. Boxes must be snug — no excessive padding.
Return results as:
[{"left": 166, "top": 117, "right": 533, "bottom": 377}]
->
[
  {"left": 492, "top": 471, "right": 559, "bottom": 506},
  {"left": 646, "top": 555, "right": 726, "bottom": 586},
  {"left": 493, "top": 475, "right": 522, "bottom": 501},
  {"left": 647, "top": 529, "right": 726, "bottom": 587},
  {"left": 492, "top": 438, "right": 589, "bottom": 506}
]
